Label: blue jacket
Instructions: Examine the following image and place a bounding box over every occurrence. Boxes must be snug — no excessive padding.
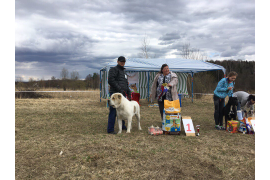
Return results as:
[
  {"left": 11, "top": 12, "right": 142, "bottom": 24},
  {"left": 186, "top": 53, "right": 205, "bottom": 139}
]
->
[{"left": 214, "top": 78, "right": 234, "bottom": 98}]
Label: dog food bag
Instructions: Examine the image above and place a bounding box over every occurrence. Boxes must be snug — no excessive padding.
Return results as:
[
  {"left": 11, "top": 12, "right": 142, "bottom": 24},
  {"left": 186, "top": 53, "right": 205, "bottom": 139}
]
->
[
  {"left": 227, "top": 120, "right": 240, "bottom": 133},
  {"left": 163, "top": 113, "right": 181, "bottom": 132},
  {"left": 164, "top": 99, "right": 181, "bottom": 114}
]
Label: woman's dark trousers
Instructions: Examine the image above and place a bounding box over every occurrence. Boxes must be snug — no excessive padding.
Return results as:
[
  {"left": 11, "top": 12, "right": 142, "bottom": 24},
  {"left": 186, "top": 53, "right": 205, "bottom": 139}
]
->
[{"left": 214, "top": 95, "right": 225, "bottom": 126}]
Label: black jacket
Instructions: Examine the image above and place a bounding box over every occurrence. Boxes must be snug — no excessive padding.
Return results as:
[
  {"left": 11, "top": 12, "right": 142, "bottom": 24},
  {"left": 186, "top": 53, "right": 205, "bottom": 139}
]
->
[{"left": 108, "top": 64, "right": 131, "bottom": 97}]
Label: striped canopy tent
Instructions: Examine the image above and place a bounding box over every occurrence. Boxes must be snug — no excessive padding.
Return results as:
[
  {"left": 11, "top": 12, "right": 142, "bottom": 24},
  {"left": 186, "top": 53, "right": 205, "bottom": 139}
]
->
[{"left": 100, "top": 58, "right": 226, "bottom": 102}]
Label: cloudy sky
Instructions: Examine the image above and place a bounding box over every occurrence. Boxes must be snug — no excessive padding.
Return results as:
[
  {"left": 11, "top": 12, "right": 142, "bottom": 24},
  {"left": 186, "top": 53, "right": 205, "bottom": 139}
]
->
[{"left": 15, "top": 0, "right": 255, "bottom": 81}]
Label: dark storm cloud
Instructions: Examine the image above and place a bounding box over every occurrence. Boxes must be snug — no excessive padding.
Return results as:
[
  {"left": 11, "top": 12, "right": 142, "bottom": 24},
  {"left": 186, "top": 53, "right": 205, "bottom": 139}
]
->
[
  {"left": 15, "top": 0, "right": 255, "bottom": 80},
  {"left": 16, "top": 30, "right": 98, "bottom": 64}
]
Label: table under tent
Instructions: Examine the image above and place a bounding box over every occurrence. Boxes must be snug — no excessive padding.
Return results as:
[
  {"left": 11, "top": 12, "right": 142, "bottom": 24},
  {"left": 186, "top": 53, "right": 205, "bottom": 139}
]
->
[{"left": 100, "top": 58, "right": 226, "bottom": 105}]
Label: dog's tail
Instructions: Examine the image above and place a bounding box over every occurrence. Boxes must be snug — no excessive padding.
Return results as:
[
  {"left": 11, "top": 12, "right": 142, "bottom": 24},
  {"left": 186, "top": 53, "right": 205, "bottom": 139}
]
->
[{"left": 134, "top": 102, "right": 140, "bottom": 114}]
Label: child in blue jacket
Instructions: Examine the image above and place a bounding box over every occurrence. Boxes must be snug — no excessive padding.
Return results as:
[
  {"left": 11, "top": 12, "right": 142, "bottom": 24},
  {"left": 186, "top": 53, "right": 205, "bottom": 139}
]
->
[{"left": 213, "top": 71, "right": 238, "bottom": 130}]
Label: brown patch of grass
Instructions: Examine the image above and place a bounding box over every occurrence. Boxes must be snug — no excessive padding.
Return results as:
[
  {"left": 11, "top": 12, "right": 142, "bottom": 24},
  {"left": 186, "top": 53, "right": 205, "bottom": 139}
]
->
[{"left": 15, "top": 96, "right": 254, "bottom": 179}]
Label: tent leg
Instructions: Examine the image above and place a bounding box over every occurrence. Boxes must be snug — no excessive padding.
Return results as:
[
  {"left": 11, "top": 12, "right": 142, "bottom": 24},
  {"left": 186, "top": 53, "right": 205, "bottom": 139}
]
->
[
  {"left": 192, "top": 72, "right": 194, "bottom": 103},
  {"left": 100, "top": 70, "right": 102, "bottom": 102},
  {"left": 148, "top": 71, "right": 150, "bottom": 102},
  {"left": 106, "top": 68, "right": 109, "bottom": 108}
]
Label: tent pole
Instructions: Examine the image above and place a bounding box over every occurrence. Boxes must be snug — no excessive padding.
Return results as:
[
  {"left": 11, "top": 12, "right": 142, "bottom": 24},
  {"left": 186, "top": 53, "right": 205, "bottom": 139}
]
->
[
  {"left": 148, "top": 71, "right": 150, "bottom": 102},
  {"left": 192, "top": 72, "right": 194, "bottom": 103},
  {"left": 100, "top": 70, "right": 102, "bottom": 102},
  {"left": 106, "top": 68, "right": 109, "bottom": 108}
]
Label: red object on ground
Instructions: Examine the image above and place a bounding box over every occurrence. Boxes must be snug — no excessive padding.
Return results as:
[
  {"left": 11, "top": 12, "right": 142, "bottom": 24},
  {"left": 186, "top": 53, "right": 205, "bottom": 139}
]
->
[{"left": 131, "top": 92, "right": 140, "bottom": 105}]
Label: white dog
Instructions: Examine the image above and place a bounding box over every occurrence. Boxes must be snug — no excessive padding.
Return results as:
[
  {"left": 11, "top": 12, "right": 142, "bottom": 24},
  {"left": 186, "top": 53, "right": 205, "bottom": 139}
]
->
[{"left": 109, "top": 93, "right": 142, "bottom": 134}]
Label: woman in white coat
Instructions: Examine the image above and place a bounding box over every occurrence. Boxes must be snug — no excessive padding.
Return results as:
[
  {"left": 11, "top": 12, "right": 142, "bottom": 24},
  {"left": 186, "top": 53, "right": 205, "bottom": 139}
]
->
[{"left": 150, "top": 64, "right": 179, "bottom": 120}]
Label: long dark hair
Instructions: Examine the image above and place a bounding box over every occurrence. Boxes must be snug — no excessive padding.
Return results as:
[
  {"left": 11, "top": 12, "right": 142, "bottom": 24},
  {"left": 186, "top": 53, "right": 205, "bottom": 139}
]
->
[
  {"left": 247, "top": 95, "right": 255, "bottom": 101},
  {"left": 159, "top": 64, "right": 168, "bottom": 73}
]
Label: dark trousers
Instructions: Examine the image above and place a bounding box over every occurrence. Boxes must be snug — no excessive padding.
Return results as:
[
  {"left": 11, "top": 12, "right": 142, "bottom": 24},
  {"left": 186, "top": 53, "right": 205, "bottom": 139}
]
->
[
  {"left": 107, "top": 93, "right": 126, "bottom": 133},
  {"left": 213, "top": 95, "right": 225, "bottom": 126},
  {"left": 158, "top": 98, "right": 165, "bottom": 120}
]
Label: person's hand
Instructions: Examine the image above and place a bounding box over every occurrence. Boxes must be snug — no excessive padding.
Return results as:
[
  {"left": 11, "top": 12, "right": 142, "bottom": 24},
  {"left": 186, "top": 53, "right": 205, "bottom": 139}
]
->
[
  {"left": 228, "top": 87, "right": 233, "bottom": 90},
  {"left": 167, "top": 83, "right": 172, "bottom": 87}
]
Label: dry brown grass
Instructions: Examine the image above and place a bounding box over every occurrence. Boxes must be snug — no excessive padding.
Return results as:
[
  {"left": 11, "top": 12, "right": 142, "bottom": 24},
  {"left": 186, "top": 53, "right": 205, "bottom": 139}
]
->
[
  {"left": 16, "top": 89, "right": 100, "bottom": 100},
  {"left": 15, "top": 94, "right": 255, "bottom": 179}
]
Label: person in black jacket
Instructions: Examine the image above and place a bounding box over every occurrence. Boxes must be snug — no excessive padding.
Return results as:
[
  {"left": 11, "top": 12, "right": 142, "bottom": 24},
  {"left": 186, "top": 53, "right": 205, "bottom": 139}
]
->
[{"left": 107, "top": 56, "right": 131, "bottom": 134}]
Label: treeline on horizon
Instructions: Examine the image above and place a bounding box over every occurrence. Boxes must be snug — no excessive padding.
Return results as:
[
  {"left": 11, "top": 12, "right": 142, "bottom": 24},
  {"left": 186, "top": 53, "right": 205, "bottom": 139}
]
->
[
  {"left": 15, "top": 60, "right": 255, "bottom": 94},
  {"left": 189, "top": 60, "right": 255, "bottom": 95}
]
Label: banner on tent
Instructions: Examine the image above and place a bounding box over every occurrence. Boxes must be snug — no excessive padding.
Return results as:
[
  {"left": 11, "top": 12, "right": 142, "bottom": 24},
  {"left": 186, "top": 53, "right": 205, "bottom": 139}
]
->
[{"left": 127, "top": 72, "right": 139, "bottom": 93}]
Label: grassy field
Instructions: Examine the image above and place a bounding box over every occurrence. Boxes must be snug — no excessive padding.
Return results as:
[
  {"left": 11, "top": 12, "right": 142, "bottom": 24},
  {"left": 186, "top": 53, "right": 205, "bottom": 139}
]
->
[{"left": 15, "top": 93, "right": 255, "bottom": 179}]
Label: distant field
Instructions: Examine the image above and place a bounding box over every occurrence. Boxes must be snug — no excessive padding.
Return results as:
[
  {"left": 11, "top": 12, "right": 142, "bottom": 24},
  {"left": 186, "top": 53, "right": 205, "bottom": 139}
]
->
[{"left": 15, "top": 94, "right": 255, "bottom": 179}]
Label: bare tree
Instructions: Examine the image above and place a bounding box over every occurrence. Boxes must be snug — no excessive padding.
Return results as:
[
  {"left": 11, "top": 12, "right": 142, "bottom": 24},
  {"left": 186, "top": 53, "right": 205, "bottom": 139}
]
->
[
  {"left": 61, "top": 68, "right": 69, "bottom": 80},
  {"left": 180, "top": 43, "right": 208, "bottom": 60},
  {"left": 70, "top": 71, "right": 80, "bottom": 90},
  {"left": 141, "top": 34, "right": 150, "bottom": 59},
  {"left": 51, "top": 76, "right": 56, "bottom": 80},
  {"left": 28, "top": 77, "right": 35, "bottom": 89},
  {"left": 70, "top": 71, "right": 79, "bottom": 80},
  {"left": 61, "top": 68, "right": 69, "bottom": 91}
]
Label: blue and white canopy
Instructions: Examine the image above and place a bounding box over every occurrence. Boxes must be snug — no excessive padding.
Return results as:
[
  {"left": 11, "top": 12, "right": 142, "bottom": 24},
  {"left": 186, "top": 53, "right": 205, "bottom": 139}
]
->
[
  {"left": 101, "top": 58, "right": 226, "bottom": 74},
  {"left": 100, "top": 58, "right": 226, "bottom": 103}
]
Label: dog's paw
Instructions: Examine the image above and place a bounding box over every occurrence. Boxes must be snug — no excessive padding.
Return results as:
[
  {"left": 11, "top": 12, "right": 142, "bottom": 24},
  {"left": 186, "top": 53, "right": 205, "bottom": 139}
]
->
[
  {"left": 139, "top": 127, "right": 142, "bottom": 130},
  {"left": 126, "top": 131, "right": 131, "bottom": 133},
  {"left": 117, "top": 131, "right": 122, "bottom": 134}
]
